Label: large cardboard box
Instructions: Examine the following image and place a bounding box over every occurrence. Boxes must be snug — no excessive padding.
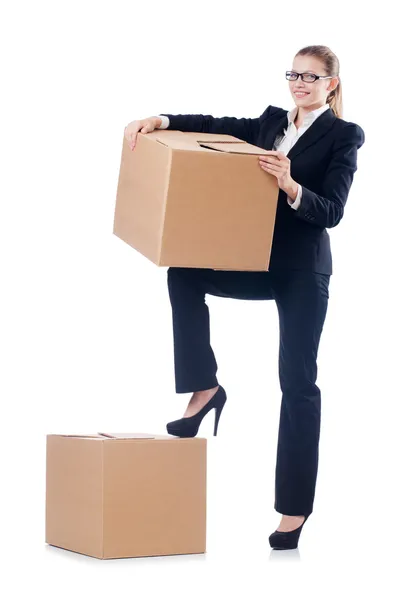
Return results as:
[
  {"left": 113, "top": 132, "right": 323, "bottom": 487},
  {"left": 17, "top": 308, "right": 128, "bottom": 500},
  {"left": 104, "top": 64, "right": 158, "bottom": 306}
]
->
[
  {"left": 45, "top": 432, "right": 206, "bottom": 559},
  {"left": 113, "top": 129, "right": 279, "bottom": 271}
]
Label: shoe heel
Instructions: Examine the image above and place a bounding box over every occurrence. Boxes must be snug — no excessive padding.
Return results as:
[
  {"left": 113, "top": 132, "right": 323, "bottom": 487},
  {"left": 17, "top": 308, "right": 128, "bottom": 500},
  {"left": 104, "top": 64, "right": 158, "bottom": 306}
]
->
[{"left": 213, "top": 396, "right": 226, "bottom": 436}]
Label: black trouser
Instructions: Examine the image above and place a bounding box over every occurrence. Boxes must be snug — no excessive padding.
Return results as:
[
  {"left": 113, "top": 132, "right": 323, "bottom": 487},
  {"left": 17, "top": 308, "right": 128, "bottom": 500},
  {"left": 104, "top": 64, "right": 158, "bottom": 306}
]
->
[{"left": 167, "top": 266, "right": 330, "bottom": 517}]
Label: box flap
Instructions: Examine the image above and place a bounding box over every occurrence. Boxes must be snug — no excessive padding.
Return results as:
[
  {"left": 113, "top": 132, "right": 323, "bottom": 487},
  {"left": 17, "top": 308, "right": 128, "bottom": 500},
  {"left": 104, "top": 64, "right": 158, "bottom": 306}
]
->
[
  {"left": 97, "top": 432, "right": 171, "bottom": 439},
  {"left": 51, "top": 433, "right": 173, "bottom": 440},
  {"left": 140, "top": 130, "right": 262, "bottom": 153},
  {"left": 155, "top": 138, "right": 210, "bottom": 152},
  {"left": 198, "top": 141, "right": 266, "bottom": 155},
  {"left": 58, "top": 434, "right": 108, "bottom": 438},
  {"left": 177, "top": 132, "right": 242, "bottom": 142},
  {"left": 148, "top": 130, "right": 241, "bottom": 143}
]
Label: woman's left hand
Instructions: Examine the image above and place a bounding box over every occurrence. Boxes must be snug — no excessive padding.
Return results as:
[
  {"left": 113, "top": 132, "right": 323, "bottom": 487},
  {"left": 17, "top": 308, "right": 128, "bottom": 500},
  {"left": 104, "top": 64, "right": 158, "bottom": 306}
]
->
[{"left": 258, "top": 151, "right": 298, "bottom": 199}]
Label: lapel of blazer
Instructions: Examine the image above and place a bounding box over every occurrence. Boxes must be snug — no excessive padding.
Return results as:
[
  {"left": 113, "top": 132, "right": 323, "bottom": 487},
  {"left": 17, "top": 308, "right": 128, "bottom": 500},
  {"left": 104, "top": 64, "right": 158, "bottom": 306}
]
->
[{"left": 262, "top": 107, "right": 337, "bottom": 160}]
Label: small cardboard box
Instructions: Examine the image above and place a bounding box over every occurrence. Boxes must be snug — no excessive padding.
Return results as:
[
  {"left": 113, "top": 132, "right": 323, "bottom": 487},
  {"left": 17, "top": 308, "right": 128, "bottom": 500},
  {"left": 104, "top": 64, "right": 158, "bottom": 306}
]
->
[
  {"left": 113, "top": 130, "right": 279, "bottom": 271},
  {"left": 45, "top": 432, "right": 206, "bottom": 559}
]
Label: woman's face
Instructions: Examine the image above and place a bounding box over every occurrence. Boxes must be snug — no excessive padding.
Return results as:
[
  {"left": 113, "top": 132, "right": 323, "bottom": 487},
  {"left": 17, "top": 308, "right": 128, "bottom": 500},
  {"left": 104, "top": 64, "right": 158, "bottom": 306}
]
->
[{"left": 288, "top": 55, "right": 338, "bottom": 109}]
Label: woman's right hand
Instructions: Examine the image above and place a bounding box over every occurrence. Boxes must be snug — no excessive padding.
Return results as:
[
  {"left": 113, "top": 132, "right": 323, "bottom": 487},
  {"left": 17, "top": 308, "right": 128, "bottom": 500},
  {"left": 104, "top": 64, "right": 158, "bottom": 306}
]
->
[{"left": 124, "top": 116, "right": 162, "bottom": 151}]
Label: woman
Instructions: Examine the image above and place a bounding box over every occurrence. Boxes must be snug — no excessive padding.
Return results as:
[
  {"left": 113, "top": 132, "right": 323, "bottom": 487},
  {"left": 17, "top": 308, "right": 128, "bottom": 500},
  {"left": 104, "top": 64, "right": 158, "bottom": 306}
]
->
[{"left": 124, "top": 45, "right": 365, "bottom": 550}]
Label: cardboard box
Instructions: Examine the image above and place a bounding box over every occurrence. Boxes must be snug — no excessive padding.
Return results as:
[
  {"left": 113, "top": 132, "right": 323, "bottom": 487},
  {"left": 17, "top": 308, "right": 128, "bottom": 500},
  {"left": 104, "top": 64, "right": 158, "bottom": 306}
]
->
[
  {"left": 113, "top": 129, "right": 279, "bottom": 271},
  {"left": 45, "top": 432, "right": 206, "bottom": 559}
]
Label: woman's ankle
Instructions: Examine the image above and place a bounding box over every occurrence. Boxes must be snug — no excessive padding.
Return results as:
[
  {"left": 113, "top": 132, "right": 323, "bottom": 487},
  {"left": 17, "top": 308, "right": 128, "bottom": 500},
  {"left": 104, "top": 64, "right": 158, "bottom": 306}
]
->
[{"left": 193, "top": 385, "right": 219, "bottom": 398}]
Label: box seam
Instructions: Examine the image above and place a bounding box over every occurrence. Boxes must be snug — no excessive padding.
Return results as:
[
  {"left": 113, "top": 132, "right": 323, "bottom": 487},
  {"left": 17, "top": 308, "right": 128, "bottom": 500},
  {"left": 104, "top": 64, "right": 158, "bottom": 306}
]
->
[
  {"left": 159, "top": 149, "right": 172, "bottom": 263},
  {"left": 101, "top": 440, "right": 104, "bottom": 558}
]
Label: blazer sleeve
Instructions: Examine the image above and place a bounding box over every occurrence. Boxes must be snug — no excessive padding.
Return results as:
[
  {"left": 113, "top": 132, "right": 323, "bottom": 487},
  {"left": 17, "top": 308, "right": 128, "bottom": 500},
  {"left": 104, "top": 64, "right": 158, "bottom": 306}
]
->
[
  {"left": 293, "top": 122, "right": 365, "bottom": 229},
  {"left": 159, "top": 105, "right": 273, "bottom": 145}
]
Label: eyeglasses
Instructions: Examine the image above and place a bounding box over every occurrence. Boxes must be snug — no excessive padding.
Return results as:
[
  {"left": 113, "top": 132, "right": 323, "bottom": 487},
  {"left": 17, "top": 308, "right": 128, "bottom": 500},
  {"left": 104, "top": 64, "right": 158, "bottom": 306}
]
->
[{"left": 285, "top": 70, "right": 333, "bottom": 83}]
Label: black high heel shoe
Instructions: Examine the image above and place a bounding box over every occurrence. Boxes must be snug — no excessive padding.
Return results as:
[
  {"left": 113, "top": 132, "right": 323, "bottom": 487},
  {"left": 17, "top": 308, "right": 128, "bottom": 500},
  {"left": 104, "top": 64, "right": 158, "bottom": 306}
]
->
[
  {"left": 166, "top": 385, "right": 227, "bottom": 437},
  {"left": 269, "top": 514, "right": 310, "bottom": 550}
]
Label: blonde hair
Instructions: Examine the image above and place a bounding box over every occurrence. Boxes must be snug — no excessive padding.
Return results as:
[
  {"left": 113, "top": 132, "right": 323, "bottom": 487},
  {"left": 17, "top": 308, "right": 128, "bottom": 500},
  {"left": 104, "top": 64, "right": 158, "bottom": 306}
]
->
[{"left": 295, "top": 45, "right": 343, "bottom": 118}]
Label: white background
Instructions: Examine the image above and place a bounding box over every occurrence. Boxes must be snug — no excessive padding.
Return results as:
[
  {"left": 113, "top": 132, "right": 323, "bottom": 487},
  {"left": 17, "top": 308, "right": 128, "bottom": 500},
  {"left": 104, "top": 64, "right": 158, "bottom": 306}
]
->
[{"left": 1, "top": 0, "right": 396, "bottom": 596}]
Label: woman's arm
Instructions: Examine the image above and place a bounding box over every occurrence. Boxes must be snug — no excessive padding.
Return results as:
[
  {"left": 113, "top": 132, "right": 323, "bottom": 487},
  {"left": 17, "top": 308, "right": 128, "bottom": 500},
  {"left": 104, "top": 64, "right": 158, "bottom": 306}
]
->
[
  {"left": 158, "top": 106, "right": 273, "bottom": 145},
  {"left": 293, "top": 122, "right": 365, "bottom": 229}
]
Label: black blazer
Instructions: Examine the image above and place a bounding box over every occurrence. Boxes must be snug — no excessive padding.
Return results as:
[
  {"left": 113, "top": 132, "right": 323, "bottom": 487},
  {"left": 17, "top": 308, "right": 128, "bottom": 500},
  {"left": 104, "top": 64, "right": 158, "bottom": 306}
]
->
[{"left": 160, "top": 106, "right": 365, "bottom": 274}]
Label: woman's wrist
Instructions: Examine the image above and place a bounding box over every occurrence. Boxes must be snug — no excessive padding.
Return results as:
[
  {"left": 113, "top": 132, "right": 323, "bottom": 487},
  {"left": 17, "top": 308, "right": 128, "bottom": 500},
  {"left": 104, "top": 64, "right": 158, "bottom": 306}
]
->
[{"left": 285, "top": 180, "right": 299, "bottom": 200}]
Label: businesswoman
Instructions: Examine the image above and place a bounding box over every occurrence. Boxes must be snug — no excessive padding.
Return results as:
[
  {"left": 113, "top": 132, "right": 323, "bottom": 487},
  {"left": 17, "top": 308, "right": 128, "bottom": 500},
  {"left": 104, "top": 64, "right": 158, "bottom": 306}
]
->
[{"left": 124, "top": 45, "right": 365, "bottom": 550}]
